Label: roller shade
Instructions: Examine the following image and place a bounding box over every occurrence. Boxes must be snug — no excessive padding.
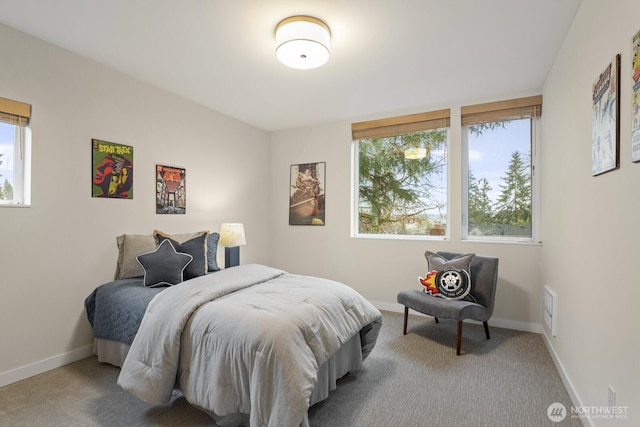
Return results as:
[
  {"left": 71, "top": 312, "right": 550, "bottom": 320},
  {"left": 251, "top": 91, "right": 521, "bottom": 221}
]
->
[
  {"left": 461, "top": 95, "right": 541, "bottom": 126},
  {"left": 352, "top": 109, "right": 450, "bottom": 140},
  {"left": 0, "top": 96, "right": 31, "bottom": 126}
]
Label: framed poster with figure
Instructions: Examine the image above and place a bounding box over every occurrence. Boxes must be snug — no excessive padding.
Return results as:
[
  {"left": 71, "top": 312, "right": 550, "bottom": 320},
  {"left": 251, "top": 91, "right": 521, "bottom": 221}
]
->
[
  {"left": 289, "top": 162, "right": 325, "bottom": 225},
  {"left": 156, "top": 164, "right": 186, "bottom": 214},
  {"left": 592, "top": 54, "right": 620, "bottom": 176},
  {"left": 91, "top": 139, "right": 133, "bottom": 199}
]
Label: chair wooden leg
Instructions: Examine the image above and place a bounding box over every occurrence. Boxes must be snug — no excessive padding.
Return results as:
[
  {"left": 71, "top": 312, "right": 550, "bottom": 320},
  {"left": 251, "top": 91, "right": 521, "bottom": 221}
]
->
[
  {"left": 403, "top": 306, "right": 408, "bottom": 335},
  {"left": 434, "top": 317, "right": 439, "bottom": 323},
  {"left": 456, "top": 321, "right": 463, "bottom": 355},
  {"left": 483, "top": 321, "right": 490, "bottom": 340}
]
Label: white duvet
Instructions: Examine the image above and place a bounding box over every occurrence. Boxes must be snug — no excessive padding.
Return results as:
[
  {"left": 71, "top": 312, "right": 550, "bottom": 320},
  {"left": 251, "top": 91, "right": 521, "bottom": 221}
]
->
[{"left": 117, "top": 264, "right": 382, "bottom": 427}]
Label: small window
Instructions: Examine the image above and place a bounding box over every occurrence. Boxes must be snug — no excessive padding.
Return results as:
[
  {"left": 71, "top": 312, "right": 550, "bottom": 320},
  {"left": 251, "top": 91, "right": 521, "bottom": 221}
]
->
[
  {"left": 461, "top": 96, "right": 541, "bottom": 241},
  {"left": 352, "top": 110, "right": 450, "bottom": 238},
  {"left": 0, "top": 97, "right": 31, "bottom": 206}
]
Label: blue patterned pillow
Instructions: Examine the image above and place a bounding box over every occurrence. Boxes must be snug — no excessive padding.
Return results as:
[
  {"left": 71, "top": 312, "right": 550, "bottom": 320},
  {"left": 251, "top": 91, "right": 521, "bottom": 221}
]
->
[
  {"left": 136, "top": 239, "right": 193, "bottom": 287},
  {"left": 207, "top": 232, "right": 221, "bottom": 272}
]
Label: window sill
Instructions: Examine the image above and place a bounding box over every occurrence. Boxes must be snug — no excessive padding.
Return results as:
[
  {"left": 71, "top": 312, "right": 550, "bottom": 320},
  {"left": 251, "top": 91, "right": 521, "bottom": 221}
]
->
[
  {"left": 0, "top": 203, "right": 31, "bottom": 208},
  {"left": 461, "top": 238, "right": 541, "bottom": 246},
  {"left": 352, "top": 233, "right": 448, "bottom": 242}
]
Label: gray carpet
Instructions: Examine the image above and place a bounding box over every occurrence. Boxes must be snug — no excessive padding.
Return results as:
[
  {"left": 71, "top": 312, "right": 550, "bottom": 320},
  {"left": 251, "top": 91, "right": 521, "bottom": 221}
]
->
[{"left": 0, "top": 311, "right": 580, "bottom": 426}]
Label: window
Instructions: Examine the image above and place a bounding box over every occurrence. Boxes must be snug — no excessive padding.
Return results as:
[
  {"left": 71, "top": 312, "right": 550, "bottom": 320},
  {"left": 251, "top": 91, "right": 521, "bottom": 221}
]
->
[
  {"left": 461, "top": 96, "right": 541, "bottom": 241},
  {"left": 0, "top": 96, "right": 31, "bottom": 206},
  {"left": 352, "top": 110, "right": 450, "bottom": 238}
]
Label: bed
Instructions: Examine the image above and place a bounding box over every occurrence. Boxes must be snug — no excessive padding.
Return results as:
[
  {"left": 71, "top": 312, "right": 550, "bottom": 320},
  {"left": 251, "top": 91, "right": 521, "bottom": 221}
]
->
[{"left": 85, "top": 251, "right": 382, "bottom": 427}]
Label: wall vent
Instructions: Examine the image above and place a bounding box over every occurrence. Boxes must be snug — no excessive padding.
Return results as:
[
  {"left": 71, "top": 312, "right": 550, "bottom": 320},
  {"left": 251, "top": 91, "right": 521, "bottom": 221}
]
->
[{"left": 543, "top": 285, "right": 557, "bottom": 336}]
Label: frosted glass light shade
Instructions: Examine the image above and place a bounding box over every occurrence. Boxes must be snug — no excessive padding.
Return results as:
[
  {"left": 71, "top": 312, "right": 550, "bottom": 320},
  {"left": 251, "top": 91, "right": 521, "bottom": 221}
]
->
[
  {"left": 219, "top": 223, "right": 246, "bottom": 246},
  {"left": 275, "top": 16, "right": 330, "bottom": 70}
]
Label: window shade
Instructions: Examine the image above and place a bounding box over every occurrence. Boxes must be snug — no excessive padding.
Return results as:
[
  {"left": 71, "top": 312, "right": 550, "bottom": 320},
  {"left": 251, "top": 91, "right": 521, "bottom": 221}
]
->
[
  {"left": 352, "top": 109, "right": 450, "bottom": 140},
  {"left": 461, "top": 95, "right": 541, "bottom": 126},
  {"left": 0, "top": 96, "right": 31, "bottom": 126}
]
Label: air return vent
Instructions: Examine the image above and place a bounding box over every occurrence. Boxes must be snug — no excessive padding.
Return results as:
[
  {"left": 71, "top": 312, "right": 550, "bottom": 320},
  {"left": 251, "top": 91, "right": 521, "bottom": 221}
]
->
[{"left": 543, "top": 285, "right": 557, "bottom": 337}]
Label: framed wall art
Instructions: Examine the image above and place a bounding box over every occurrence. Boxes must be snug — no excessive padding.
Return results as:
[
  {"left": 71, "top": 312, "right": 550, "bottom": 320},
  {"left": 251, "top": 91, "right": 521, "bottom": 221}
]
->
[
  {"left": 156, "top": 164, "right": 186, "bottom": 214},
  {"left": 91, "top": 139, "right": 133, "bottom": 198},
  {"left": 289, "top": 162, "right": 325, "bottom": 225},
  {"left": 632, "top": 29, "right": 640, "bottom": 162},
  {"left": 591, "top": 54, "right": 620, "bottom": 176}
]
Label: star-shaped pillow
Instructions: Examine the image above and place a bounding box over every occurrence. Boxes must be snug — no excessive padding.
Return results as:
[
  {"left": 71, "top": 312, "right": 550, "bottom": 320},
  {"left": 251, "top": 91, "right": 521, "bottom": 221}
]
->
[{"left": 136, "top": 239, "right": 193, "bottom": 287}]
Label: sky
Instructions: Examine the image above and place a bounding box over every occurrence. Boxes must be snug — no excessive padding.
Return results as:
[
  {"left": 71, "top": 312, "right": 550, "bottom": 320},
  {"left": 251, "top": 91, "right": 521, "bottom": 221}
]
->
[{"left": 468, "top": 119, "right": 531, "bottom": 202}]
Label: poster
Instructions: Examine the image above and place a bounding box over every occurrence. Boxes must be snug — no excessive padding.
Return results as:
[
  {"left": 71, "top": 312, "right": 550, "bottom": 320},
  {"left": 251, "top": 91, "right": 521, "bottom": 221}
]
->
[
  {"left": 591, "top": 54, "right": 620, "bottom": 176},
  {"left": 289, "top": 162, "right": 325, "bottom": 225},
  {"left": 156, "top": 164, "right": 186, "bottom": 214},
  {"left": 91, "top": 139, "right": 133, "bottom": 198},
  {"left": 632, "top": 30, "right": 640, "bottom": 162}
]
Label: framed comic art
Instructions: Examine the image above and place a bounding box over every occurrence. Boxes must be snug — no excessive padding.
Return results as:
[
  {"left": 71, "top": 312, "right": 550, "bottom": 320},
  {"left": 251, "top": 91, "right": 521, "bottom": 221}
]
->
[
  {"left": 156, "top": 164, "right": 186, "bottom": 214},
  {"left": 91, "top": 139, "right": 133, "bottom": 198},
  {"left": 632, "top": 29, "right": 640, "bottom": 162},
  {"left": 289, "top": 162, "right": 325, "bottom": 225},
  {"left": 592, "top": 54, "right": 620, "bottom": 176}
]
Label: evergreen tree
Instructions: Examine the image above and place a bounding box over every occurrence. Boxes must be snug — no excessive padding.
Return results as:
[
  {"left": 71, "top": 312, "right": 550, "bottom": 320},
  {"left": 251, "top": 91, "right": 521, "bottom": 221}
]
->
[
  {"left": 358, "top": 129, "right": 447, "bottom": 234},
  {"left": 493, "top": 151, "right": 531, "bottom": 224},
  {"left": 468, "top": 170, "right": 493, "bottom": 227},
  {"left": 2, "top": 178, "right": 13, "bottom": 200}
]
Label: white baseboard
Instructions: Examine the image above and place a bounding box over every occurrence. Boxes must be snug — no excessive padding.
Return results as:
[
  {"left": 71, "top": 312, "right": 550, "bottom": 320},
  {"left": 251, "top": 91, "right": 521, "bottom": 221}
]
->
[
  {"left": 0, "top": 344, "right": 93, "bottom": 388},
  {"left": 372, "top": 300, "right": 542, "bottom": 333},
  {"left": 541, "top": 331, "right": 591, "bottom": 427}
]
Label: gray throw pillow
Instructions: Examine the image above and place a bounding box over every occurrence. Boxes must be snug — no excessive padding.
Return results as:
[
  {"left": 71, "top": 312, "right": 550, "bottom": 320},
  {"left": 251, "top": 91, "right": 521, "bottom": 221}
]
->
[
  {"left": 425, "top": 251, "right": 475, "bottom": 272},
  {"left": 423, "top": 251, "right": 476, "bottom": 301},
  {"left": 136, "top": 239, "right": 193, "bottom": 287},
  {"left": 156, "top": 233, "right": 208, "bottom": 280}
]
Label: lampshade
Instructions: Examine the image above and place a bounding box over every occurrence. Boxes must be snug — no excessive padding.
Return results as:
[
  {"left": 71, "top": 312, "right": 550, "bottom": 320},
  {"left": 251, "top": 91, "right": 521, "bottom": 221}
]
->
[
  {"left": 219, "top": 223, "right": 246, "bottom": 247},
  {"left": 275, "top": 16, "right": 330, "bottom": 69},
  {"left": 404, "top": 147, "right": 427, "bottom": 160}
]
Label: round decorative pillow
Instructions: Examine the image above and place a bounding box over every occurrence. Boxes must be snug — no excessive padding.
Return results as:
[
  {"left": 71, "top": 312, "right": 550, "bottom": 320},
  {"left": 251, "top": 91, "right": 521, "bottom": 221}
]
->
[{"left": 435, "top": 267, "right": 471, "bottom": 300}]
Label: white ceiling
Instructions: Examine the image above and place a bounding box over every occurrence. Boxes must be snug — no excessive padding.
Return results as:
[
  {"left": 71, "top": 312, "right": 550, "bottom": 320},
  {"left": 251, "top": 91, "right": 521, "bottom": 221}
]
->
[{"left": 0, "top": 0, "right": 582, "bottom": 131}]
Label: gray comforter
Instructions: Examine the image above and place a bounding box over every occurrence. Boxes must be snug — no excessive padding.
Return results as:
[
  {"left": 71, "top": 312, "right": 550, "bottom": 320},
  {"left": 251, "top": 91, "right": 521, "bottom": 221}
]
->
[{"left": 117, "top": 264, "right": 382, "bottom": 427}]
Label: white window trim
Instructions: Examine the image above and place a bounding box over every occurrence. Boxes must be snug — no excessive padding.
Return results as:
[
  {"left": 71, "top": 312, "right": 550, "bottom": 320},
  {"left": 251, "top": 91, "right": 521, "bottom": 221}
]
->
[
  {"left": 461, "top": 117, "right": 540, "bottom": 244},
  {"left": 0, "top": 125, "right": 31, "bottom": 207},
  {"left": 350, "top": 138, "right": 449, "bottom": 241}
]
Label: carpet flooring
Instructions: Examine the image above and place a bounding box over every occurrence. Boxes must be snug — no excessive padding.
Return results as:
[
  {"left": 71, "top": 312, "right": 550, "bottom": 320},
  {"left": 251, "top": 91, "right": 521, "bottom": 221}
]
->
[{"left": 0, "top": 311, "right": 580, "bottom": 426}]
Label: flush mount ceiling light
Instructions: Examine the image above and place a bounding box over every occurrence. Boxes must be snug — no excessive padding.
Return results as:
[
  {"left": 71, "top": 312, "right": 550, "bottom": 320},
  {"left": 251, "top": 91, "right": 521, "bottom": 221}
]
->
[{"left": 275, "top": 15, "right": 330, "bottom": 70}]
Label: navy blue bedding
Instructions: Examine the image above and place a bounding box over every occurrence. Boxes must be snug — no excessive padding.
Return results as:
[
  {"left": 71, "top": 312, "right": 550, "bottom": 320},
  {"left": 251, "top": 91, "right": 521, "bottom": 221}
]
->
[{"left": 85, "top": 279, "right": 165, "bottom": 345}]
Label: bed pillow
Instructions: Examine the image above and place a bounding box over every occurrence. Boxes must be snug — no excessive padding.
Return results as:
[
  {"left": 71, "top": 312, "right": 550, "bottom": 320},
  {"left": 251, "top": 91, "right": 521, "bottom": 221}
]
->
[
  {"left": 421, "top": 251, "right": 475, "bottom": 300},
  {"left": 207, "top": 232, "right": 221, "bottom": 272},
  {"left": 115, "top": 234, "right": 157, "bottom": 280},
  {"left": 156, "top": 233, "right": 208, "bottom": 280},
  {"left": 153, "top": 229, "right": 207, "bottom": 245},
  {"left": 136, "top": 239, "right": 193, "bottom": 287}
]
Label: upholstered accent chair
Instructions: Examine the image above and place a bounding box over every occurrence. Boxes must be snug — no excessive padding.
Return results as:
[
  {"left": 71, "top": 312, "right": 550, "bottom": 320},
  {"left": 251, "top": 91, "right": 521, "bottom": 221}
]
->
[{"left": 397, "top": 252, "right": 499, "bottom": 355}]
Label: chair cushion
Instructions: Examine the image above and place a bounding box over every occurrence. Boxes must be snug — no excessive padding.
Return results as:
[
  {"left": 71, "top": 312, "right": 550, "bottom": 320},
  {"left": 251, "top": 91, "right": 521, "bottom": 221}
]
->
[{"left": 397, "top": 289, "right": 488, "bottom": 321}]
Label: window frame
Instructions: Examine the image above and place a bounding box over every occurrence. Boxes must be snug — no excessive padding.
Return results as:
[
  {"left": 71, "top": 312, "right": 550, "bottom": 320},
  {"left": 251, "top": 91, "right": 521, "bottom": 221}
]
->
[
  {"left": 351, "top": 110, "right": 451, "bottom": 240},
  {"left": 0, "top": 96, "right": 31, "bottom": 207},
  {"left": 461, "top": 114, "right": 541, "bottom": 244}
]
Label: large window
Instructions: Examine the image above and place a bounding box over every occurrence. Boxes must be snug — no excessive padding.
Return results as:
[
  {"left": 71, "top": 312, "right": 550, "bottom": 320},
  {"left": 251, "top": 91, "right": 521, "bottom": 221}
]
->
[
  {"left": 352, "top": 110, "right": 450, "bottom": 238},
  {"left": 461, "top": 96, "right": 541, "bottom": 242},
  {"left": 0, "top": 96, "right": 31, "bottom": 206}
]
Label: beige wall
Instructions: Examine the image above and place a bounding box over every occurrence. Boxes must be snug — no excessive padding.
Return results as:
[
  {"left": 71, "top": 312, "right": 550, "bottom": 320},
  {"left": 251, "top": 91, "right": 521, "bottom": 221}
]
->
[
  {"left": 540, "top": 0, "right": 639, "bottom": 423},
  {"left": 0, "top": 24, "right": 271, "bottom": 385}
]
